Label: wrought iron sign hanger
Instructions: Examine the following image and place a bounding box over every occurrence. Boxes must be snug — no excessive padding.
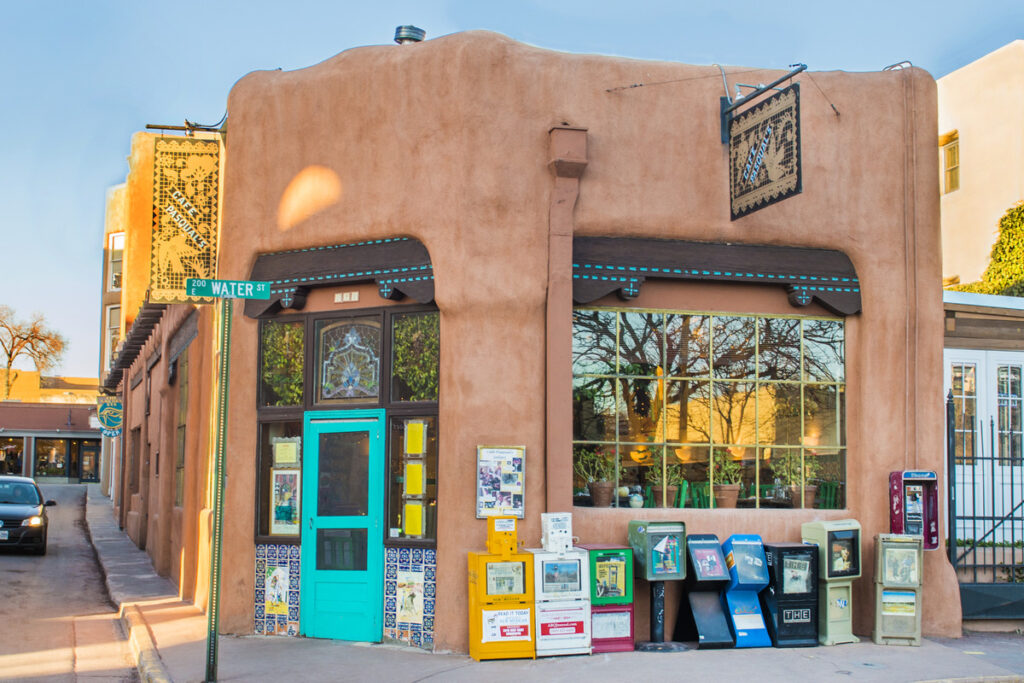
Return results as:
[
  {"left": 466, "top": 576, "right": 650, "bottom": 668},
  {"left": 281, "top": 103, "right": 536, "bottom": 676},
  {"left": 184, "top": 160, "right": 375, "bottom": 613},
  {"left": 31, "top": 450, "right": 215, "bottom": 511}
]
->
[{"left": 720, "top": 63, "right": 806, "bottom": 143}]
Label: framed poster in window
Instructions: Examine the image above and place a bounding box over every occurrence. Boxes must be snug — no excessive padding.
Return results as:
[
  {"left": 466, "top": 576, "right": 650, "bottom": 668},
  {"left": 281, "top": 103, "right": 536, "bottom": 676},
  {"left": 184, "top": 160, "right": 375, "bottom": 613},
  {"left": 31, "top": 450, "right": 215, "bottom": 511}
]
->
[
  {"left": 476, "top": 445, "right": 525, "bottom": 519},
  {"left": 270, "top": 468, "right": 301, "bottom": 536}
]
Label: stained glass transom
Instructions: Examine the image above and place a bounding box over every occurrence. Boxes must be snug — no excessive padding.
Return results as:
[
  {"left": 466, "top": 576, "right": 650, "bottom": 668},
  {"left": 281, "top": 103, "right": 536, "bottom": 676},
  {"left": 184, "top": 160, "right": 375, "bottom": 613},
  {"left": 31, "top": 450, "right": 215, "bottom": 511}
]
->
[{"left": 316, "top": 318, "right": 381, "bottom": 403}]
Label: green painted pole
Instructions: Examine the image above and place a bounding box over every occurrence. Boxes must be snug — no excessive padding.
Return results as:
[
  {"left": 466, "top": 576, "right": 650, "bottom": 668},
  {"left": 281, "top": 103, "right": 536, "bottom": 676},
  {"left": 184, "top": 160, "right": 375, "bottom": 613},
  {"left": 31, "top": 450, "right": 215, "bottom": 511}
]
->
[{"left": 205, "top": 298, "right": 232, "bottom": 682}]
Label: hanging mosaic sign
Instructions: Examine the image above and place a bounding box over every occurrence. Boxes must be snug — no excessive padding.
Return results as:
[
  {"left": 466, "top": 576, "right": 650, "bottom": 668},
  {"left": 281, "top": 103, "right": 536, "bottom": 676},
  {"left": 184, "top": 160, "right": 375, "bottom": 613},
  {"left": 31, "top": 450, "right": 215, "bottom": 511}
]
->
[
  {"left": 728, "top": 83, "right": 801, "bottom": 220},
  {"left": 149, "top": 136, "right": 221, "bottom": 302}
]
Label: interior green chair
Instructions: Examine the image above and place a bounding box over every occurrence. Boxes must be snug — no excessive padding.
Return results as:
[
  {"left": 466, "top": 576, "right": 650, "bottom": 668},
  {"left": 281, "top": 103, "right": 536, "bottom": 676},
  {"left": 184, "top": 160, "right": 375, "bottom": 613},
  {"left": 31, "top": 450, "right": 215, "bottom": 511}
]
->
[
  {"left": 675, "top": 480, "right": 689, "bottom": 508},
  {"left": 690, "top": 481, "right": 710, "bottom": 509},
  {"left": 818, "top": 481, "right": 839, "bottom": 509}
]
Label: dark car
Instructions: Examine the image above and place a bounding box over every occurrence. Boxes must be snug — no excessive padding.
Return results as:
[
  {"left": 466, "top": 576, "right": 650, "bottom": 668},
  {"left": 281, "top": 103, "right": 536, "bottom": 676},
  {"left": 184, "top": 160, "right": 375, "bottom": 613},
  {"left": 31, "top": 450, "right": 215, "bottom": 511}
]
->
[{"left": 0, "top": 475, "right": 56, "bottom": 555}]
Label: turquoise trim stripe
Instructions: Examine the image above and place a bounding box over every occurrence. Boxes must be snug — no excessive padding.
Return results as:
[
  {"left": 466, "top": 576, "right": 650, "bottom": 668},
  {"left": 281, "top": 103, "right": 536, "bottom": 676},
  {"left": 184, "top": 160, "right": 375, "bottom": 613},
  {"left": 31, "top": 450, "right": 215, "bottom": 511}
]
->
[
  {"left": 269, "top": 265, "right": 433, "bottom": 287},
  {"left": 573, "top": 261, "right": 858, "bottom": 284}
]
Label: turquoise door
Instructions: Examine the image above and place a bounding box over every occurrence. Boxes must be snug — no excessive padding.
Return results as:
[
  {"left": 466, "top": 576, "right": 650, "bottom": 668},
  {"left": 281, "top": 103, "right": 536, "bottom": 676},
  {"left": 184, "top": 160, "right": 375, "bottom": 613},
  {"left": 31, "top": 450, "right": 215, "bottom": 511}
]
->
[{"left": 300, "top": 409, "right": 384, "bottom": 641}]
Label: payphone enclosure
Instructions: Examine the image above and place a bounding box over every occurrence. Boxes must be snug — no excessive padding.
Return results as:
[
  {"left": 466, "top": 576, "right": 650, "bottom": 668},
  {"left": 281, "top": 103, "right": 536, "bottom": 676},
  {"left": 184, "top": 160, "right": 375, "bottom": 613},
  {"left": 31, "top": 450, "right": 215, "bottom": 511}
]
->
[{"left": 889, "top": 471, "right": 939, "bottom": 550}]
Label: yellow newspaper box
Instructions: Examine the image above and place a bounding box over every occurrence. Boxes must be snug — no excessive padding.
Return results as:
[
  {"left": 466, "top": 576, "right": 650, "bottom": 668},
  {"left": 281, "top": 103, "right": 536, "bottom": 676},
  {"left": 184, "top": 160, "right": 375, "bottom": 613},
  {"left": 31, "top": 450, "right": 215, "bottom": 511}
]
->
[{"left": 468, "top": 516, "right": 536, "bottom": 660}]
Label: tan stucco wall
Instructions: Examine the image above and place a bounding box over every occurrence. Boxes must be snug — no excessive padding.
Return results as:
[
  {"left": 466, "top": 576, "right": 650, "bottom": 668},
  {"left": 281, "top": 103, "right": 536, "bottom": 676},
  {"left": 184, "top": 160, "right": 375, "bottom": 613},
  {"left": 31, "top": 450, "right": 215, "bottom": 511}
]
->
[
  {"left": 217, "top": 31, "right": 957, "bottom": 648},
  {"left": 938, "top": 40, "right": 1024, "bottom": 284}
]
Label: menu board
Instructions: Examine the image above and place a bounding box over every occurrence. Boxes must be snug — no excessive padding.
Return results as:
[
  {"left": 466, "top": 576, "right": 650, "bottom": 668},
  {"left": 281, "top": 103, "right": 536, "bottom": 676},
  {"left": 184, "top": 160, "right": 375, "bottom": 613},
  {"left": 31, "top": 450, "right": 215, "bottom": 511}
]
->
[
  {"left": 594, "top": 555, "right": 627, "bottom": 598},
  {"left": 476, "top": 446, "right": 525, "bottom": 518},
  {"left": 782, "top": 555, "right": 813, "bottom": 594},
  {"left": 486, "top": 561, "right": 526, "bottom": 596}
]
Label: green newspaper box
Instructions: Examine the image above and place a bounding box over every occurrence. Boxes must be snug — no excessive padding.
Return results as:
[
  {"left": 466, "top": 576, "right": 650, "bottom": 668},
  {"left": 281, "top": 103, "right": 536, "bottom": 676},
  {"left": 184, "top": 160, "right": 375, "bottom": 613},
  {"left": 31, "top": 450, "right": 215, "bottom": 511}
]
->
[{"left": 628, "top": 521, "right": 686, "bottom": 582}]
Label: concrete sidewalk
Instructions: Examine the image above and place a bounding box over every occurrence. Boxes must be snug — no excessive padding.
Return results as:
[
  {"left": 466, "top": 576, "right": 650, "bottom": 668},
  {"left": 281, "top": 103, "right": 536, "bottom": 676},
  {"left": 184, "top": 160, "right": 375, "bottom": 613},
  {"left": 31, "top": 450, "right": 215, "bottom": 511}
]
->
[{"left": 85, "top": 485, "right": 1024, "bottom": 683}]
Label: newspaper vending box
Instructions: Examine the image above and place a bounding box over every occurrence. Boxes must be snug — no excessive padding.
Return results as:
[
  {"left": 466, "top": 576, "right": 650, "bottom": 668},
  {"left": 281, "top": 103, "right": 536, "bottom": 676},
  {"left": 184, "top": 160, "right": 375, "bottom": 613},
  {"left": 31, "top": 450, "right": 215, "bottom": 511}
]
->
[
  {"left": 527, "top": 512, "right": 591, "bottom": 656},
  {"left": 578, "top": 543, "right": 635, "bottom": 653},
  {"left": 801, "top": 519, "right": 861, "bottom": 646},
  {"left": 873, "top": 534, "right": 923, "bottom": 646},
  {"left": 673, "top": 533, "right": 733, "bottom": 648},
  {"left": 760, "top": 542, "right": 819, "bottom": 647},
  {"left": 467, "top": 516, "right": 536, "bottom": 661}
]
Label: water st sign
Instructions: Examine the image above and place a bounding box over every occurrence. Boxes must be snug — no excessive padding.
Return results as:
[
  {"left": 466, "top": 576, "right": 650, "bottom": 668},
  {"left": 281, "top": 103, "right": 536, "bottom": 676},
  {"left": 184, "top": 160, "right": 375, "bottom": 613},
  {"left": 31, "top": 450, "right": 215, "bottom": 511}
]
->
[{"left": 186, "top": 278, "right": 271, "bottom": 299}]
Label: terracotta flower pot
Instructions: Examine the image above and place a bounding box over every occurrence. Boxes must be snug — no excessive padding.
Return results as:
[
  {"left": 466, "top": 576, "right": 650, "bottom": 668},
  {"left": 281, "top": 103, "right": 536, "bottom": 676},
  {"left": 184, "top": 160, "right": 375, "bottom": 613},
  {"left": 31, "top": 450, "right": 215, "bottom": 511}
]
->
[
  {"left": 788, "top": 484, "right": 818, "bottom": 508},
  {"left": 651, "top": 485, "right": 679, "bottom": 508},
  {"left": 713, "top": 484, "right": 741, "bottom": 508},
  {"left": 588, "top": 481, "right": 615, "bottom": 507}
]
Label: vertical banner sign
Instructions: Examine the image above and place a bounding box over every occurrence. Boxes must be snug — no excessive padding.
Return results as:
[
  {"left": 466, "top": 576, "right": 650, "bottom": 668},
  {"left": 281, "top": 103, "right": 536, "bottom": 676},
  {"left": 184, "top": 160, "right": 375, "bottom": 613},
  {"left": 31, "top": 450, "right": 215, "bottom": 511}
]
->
[
  {"left": 729, "top": 83, "right": 801, "bottom": 220},
  {"left": 150, "top": 137, "right": 221, "bottom": 303}
]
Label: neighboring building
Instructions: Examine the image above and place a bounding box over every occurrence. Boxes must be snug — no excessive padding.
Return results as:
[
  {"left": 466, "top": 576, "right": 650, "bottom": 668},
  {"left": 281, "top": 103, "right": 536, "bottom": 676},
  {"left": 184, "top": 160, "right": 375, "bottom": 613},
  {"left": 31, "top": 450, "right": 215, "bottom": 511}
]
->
[
  {"left": 106, "top": 30, "right": 960, "bottom": 653},
  {"left": 0, "top": 370, "right": 98, "bottom": 404},
  {"left": 943, "top": 290, "right": 1024, "bottom": 620},
  {"left": 0, "top": 402, "right": 101, "bottom": 481},
  {"left": 938, "top": 40, "right": 1024, "bottom": 286}
]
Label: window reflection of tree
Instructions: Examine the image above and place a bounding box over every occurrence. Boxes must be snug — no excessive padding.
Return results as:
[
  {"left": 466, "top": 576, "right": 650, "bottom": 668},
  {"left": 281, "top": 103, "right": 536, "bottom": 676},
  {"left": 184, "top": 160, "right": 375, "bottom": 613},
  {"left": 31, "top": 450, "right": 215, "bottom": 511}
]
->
[{"left": 571, "top": 309, "right": 844, "bottom": 489}]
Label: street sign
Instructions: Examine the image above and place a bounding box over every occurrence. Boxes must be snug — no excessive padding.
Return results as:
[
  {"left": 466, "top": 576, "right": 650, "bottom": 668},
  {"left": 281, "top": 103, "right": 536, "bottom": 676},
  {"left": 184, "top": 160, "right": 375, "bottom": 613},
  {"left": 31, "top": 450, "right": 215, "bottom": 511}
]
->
[{"left": 186, "top": 278, "right": 271, "bottom": 299}]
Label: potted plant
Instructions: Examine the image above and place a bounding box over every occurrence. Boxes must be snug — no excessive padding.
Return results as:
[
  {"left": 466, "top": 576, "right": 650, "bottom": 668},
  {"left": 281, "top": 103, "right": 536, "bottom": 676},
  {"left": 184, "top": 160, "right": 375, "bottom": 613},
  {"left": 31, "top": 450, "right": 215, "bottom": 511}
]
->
[
  {"left": 573, "top": 447, "right": 617, "bottom": 507},
  {"left": 647, "top": 463, "right": 686, "bottom": 507},
  {"left": 711, "top": 449, "right": 744, "bottom": 508},
  {"left": 769, "top": 451, "right": 820, "bottom": 508}
]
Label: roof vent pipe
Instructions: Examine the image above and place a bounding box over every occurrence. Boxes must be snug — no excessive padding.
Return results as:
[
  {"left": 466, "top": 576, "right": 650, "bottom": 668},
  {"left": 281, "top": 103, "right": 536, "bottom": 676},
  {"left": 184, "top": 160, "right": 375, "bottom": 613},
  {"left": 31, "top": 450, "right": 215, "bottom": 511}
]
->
[{"left": 394, "top": 25, "right": 425, "bottom": 44}]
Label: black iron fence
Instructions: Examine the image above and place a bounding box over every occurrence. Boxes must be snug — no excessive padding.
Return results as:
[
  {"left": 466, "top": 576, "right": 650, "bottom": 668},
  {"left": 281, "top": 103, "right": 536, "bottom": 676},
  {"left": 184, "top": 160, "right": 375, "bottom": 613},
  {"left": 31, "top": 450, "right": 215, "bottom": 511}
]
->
[{"left": 946, "top": 390, "right": 1024, "bottom": 618}]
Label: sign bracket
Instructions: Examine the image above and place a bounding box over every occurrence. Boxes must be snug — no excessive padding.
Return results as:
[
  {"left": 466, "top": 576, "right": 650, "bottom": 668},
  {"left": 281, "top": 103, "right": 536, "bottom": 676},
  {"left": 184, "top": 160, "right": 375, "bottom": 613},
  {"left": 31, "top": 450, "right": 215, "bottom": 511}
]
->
[{"left": 720, "top": 63, "right": 806, "bottom": 143}]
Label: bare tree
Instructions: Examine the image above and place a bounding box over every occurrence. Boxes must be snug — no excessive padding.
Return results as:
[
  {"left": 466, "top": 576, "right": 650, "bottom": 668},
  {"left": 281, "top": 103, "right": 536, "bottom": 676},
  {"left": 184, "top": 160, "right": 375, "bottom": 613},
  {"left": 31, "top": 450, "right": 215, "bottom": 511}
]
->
[{"left": 0, "top": 305, "right": 67, "bottom": 399}]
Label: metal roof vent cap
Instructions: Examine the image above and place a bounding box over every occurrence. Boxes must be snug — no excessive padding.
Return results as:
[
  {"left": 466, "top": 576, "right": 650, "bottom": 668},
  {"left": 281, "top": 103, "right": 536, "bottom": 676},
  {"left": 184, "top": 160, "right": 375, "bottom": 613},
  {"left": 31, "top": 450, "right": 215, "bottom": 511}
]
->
[{"left": 394, "top": 25, "right": 425, "bottom": 44}]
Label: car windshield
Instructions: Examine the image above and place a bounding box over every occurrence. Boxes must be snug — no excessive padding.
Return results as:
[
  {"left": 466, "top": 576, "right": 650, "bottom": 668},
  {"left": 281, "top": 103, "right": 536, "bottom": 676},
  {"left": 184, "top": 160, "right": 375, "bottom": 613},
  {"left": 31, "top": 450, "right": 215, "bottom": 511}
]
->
[{"left": 0, "top": 482, "right": 41, "bottom": 505}]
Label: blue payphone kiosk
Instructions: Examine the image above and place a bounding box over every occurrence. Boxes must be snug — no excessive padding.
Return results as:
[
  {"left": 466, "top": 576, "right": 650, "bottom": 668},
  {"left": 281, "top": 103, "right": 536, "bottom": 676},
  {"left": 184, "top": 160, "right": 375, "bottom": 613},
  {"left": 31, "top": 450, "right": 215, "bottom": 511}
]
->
[{"left": 721, "top": 534, "right": 772, "bottom": 648}]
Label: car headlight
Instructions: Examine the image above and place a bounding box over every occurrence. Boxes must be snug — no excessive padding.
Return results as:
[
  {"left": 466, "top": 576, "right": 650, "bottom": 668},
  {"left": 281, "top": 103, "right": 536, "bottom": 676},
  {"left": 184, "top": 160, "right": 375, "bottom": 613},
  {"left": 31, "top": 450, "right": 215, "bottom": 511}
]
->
[{"left": 21, "top": 516, "right": 43, "bottom": 527}]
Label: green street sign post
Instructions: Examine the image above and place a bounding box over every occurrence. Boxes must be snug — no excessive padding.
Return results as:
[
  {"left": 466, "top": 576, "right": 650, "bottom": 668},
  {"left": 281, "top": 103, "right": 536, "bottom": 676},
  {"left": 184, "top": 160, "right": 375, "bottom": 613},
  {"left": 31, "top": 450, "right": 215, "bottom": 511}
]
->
[
  {"left": 186, "top": 278, "right": 271, "bottom": 300},
  {"left": 184, "top": 279, "right": 269, "bottom": 680}
]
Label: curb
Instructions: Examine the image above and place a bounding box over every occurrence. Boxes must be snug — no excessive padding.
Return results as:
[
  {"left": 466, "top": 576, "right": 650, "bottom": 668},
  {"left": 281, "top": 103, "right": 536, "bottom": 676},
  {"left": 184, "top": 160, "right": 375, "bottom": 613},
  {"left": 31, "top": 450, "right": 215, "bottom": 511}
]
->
[
  {"left": 83, "top": 485, "right": 174, "bottom": 683},
  {"left": 121, "top": 604, "right": 174, "bottom": 683}
]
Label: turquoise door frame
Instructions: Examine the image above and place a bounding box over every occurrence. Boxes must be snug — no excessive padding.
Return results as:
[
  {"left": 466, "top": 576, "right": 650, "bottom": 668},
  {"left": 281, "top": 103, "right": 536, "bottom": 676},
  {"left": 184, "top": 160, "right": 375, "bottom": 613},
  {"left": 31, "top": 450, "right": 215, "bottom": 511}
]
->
[{"left": 300, "top": 409, "right": 385, "bottom": 641}]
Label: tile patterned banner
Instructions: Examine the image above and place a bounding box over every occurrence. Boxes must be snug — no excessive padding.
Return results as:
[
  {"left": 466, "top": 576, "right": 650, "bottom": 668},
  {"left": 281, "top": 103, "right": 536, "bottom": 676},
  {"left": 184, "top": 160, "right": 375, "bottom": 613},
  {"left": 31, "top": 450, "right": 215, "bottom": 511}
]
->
[
  {"left": 149, "top": 136, "right": 221, "bottom": 303},
  {"left": 729, "top": 83, "right": 802, "bottom": 220}
]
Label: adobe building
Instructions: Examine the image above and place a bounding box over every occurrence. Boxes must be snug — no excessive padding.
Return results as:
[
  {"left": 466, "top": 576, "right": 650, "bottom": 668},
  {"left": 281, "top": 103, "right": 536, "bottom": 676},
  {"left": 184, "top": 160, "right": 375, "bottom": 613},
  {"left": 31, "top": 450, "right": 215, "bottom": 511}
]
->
[
  {"left": 0, "top": 402, "right": 101, "bottom": 481},
  {"left": 938, "top": 40, "right": 1024, "bottom": 286},
  {"left": 110, "top": 30, "right": 960, "bottom": 652}
]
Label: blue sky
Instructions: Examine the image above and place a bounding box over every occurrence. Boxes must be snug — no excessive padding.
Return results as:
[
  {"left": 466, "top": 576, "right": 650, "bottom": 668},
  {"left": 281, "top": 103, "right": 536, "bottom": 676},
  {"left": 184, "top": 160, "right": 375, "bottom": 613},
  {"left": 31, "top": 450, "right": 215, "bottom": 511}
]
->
[{"left": 1, "top": 1, "right": 1022, "bottom": 377}]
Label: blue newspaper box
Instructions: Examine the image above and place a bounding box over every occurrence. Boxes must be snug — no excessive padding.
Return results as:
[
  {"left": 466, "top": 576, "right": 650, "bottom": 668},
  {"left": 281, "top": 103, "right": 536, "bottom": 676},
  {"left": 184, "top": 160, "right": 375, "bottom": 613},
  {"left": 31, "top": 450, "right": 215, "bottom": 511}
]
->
[{"left": 721, "top": 534, "right": 772, "bottom": 648}]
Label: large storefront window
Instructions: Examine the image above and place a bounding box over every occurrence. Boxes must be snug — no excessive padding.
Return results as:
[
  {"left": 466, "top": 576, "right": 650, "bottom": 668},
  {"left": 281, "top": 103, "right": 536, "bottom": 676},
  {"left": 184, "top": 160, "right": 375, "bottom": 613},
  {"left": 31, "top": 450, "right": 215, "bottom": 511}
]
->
[
  {"left": 572, "top": 308, "right": 846, "bottom": 509},
  {"left": 35, "top": 439, "right": 69, "bottom": 477},
  {"left": 0, "top": 437, "right": 24, "bottom": 475}
]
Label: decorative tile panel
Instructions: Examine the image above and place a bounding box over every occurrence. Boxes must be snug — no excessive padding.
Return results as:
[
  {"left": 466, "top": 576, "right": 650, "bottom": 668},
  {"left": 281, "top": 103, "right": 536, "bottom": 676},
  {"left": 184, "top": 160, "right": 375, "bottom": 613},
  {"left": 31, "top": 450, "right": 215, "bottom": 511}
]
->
[
  {"left": 383, "top": 546, "right": 437, "bottom": 650},
  {"left": 254, "top": 543, "right": 301, "bottom": 636}
]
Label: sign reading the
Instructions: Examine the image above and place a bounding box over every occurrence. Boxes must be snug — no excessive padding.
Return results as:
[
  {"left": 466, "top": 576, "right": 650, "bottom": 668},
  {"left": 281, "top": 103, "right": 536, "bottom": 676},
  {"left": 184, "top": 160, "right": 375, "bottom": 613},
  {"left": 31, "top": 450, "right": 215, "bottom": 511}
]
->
[
  {"left": 149, "top": 136, "right": 221, "bottom": 303},
  {"left": 186, "top": 278, "right": 271, "bottom": 299},
  {"left": 96, "top": 396, "right": 123, "bottom": 438},
  {"left": 728, "top": 83, "right": 802, "bottom": 220}
]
